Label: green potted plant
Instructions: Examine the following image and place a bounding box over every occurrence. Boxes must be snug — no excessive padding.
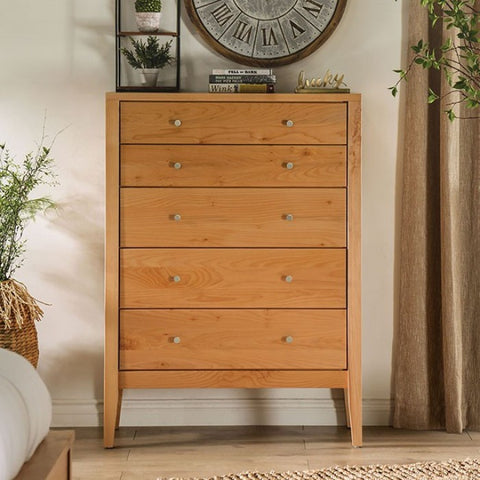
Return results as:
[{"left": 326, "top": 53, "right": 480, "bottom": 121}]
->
[
  {"left": 0, "top": 132, "right": 57, "bottom": 367},
  {"left": 135, "top": 0, "right": 162, "bottom": 33},
  {"left": 121, "top": 36, "right": 174, "bottom": 86}
]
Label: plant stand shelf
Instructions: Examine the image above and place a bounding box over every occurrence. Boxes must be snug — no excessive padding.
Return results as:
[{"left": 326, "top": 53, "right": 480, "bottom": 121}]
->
[{"left": 115, "top": 0, "right": 180, "bottom": 92}]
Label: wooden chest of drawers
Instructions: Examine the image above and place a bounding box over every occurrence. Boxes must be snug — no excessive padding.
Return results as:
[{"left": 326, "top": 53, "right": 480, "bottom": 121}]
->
[{"left": 105, "top": 93, "right": 362, "bottom": 448}]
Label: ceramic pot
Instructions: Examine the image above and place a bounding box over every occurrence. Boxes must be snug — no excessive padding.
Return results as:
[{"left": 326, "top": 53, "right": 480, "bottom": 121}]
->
[
  {"left": 135, "top": 12, "right": 162, "bottom": 32},
  {"left": 141, "top": 68, "right": 160, "bottom": 87}
]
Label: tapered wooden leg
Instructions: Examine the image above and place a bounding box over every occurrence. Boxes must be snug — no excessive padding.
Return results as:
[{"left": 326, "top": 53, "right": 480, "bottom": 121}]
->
[
  {"left": 103, "top": 376, "right": 118, "bottom": 448},
  {"left": 347, "top": 375, "right": 362, "bottom": 447},
  {"left": 115, "top": 389, "right": 123, "bottom": 430},
  {"left": 344, "top": 388, "right": 351, "bottom": 428}
]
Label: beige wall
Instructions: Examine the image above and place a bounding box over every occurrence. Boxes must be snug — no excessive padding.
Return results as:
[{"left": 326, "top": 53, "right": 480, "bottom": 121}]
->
[{"left": 0, "top": 0, "right": 406, "bottom": 426}]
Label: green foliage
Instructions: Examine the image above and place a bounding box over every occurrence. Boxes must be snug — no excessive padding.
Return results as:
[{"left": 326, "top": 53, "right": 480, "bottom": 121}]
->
[
  {"left": 135, "top": 0, "right": 161, "bottom": 12},
  {"left": 392, "top": 0, "right": 480, "bottom": 120},
  {"left": 121, "top": 36, "right": 173, "bottom": 69},
  {"left": 0, "top": 133, "right": 57, "bottom": 281},
  {"left": 428, "top": 88, "right": 440, "bottom": 103}
]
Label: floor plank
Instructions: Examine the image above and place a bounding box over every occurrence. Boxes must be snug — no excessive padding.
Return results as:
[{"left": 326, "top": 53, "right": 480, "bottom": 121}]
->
[{"left": 71, "top": 426, "right": 480, "bottom": 480}]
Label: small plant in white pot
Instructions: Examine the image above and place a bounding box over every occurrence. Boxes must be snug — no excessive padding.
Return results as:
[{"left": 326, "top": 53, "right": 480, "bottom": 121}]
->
[
  {"left": 135, "top": 0, "right": 162, "bottom": 33},
  {"left": 121, "top": 36, "right": 173, "bottom": 87}
]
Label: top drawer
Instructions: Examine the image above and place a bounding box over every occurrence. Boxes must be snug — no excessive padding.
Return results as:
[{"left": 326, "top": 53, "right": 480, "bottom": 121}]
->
[{"left": 120, "top": 101, "right": 347, "bottom": 145}]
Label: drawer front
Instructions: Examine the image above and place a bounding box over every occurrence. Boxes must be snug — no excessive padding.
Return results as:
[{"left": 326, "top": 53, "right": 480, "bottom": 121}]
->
[
  {"left": 121, "top": 145, "right": 347, "bottom": 187},
  {"left": 120, "top": 248, "right": 346, "bottom": 308},
  {"left": 120, "top": 309, "right": 346, "bottom": 370},
  {"left": 121, "top": 188, "right": 346, "bottom": 248},
  {"left": 120, "top": 102, "right": 347, "bottom": 145}
]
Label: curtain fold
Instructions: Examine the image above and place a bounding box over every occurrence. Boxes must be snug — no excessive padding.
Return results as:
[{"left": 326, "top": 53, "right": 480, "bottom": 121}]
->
[{"left": 393, "top": 0, "right": 480, "bottom": 432}]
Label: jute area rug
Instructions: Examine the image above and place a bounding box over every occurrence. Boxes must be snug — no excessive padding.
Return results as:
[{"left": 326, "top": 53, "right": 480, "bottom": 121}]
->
[{"left": 162, "top": 459, "right": 480, "bottom": 480}]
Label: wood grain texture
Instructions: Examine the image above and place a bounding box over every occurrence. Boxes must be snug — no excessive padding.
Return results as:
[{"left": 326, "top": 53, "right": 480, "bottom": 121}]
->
[
  {"left": 346, "top": 98, "right": 362, "bottom": 447},
  {"left": 105, "top": 93, "right": 361, "bottom": 448},
  {"left": 74, "top": 426, "right": 479, "bottom": 480},
  {"left": 120, "top": 101, "right": 347, "bottom": 145},
  {"left": 120, "top": 248, "right": 346, "bottom": 309},
  {"left": 120, "top": 309, "right": 346, "bottom": 370},
  {"left": 108, "top": 92, "right": 361, "bottom": 103},
  {"left": 119, "top": 370, "right": 348, "bottom": 389},
  {"left": 104, "top": 96, "right": 120, "bottom": 449},
  {"left": 14, "top": 430, "right": 74, "bottom": 480},
  {"left": 121, "top": 145, "right": 347, "bottom": 187},
  {"left": 120, "top": 188, "right": 346, "bottom": 248}
]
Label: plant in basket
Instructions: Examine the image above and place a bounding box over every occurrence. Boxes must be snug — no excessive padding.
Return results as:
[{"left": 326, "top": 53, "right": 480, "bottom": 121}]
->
[{"left": 0, "top": 129, "right": 57, "bottom": 367}]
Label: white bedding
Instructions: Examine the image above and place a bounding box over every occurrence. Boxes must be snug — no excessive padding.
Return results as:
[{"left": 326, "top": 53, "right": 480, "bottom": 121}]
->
[{"left": 0, "top": 348, "right": 52, "bottom": 480}]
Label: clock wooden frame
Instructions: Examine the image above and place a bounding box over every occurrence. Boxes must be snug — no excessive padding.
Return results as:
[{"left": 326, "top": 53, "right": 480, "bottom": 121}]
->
[{"left": 185, "top": 0, "right": 347, "bottom": 67}]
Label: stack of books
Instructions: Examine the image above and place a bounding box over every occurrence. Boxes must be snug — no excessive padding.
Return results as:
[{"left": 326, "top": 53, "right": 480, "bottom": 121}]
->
[{"left": 208, "top": 68, "right": 276, "bottom": 93}]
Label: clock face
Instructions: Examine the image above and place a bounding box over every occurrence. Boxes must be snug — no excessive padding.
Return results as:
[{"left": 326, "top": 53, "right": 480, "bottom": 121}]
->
[{"left": 185, "top": 0, "right": 347, "bottom": 67}]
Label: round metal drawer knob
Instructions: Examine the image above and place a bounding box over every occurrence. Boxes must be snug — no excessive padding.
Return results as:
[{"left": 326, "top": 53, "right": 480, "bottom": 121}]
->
[
  {"left": 285, "top": 214, "right": 294, "bottom": 222},
  {"left": 285, "top": 336, "right": 294, "bottom": 344},
  {"left": 173, "top": 214, "right": 182, "bottom": 221},
  {"left": 284, "top": 275, "right": 293, "bottom": 283},
  {"left": 285, "top": 120, "right": 294, "bottom": 128},
  {"left": 284, "top": 162, "right": 294, "bottom": 170},
  {"left": 172, "top": 336, "right": 181, "bottom": 344},
  {"left": 172, "top": 162, "right": 182, "bottom": 170},
  {"left": 172, "top": 275, "right": 181, "bottom": 283},
  {"left": 173, "top": 119, "right": 182, "bottom": 127}
]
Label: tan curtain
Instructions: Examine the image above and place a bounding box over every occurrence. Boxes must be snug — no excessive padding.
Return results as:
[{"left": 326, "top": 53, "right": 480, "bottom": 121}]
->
[{"left": 393, "top": 0, "right": 480, "bottom": 432}]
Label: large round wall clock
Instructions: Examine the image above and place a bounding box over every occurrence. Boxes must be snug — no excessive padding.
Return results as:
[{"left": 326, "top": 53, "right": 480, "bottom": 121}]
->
[{"left": 185, "top": 0, "right": 347, "bottom": 67}]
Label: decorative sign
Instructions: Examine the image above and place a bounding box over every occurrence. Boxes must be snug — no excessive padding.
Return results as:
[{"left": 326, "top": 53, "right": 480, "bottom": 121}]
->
[{"left": 295, "top": 69, "right": 350, "bottom": 93}]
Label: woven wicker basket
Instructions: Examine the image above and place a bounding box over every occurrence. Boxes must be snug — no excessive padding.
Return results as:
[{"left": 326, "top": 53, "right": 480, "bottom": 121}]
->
[
  {"left": 0, "top": 315, "right": 39, "bottom": 367},
  {"left": 0, "top": 279, "right": 43, "bottom": 368}
]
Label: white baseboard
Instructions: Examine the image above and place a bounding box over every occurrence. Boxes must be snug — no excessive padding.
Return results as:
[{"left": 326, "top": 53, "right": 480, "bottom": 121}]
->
[{"left": 52, "top": 397, "right": 392, "bottom": 427}]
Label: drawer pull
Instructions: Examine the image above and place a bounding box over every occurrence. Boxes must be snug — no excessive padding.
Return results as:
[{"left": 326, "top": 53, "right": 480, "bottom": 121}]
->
[
  {"left": 172, "top": 336, "right": 181, "bottom": 344},
  {"left": 170, "top": 162, "right": 182, "bottom": 170},
  {"left": 284, "top": 336, "right": 294, "bottom": 344},
  {"left": 172, "top": 119, "right": 182, "bottom": 127},
  {"left": 172, "top": 275, "right": 182, "bottom": 283},
  {"left": 284, "top": 120, "right": 294, "bottom": 128},
  {"left": 172, "top": 214, "right": 182, "bottom": 222},
  {"left": 284, "top": 162, "right": 294, "bottom": 170},
  {"left": 284, "top": 214, "right": 294, "bottom": 222},
  {"left": 284, "top": 275, "right": 293, "bottom": 283}
]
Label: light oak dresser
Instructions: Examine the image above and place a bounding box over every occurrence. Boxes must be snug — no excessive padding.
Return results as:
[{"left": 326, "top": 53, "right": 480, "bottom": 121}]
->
[{"left": 105, "top": 92, "right": 362, "bottom": 448}]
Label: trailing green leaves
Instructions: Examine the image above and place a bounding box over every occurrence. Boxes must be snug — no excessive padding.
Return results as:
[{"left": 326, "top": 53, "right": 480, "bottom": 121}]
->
[
  {"left": 0, "top": 134, "right": 58, "bottom": 281},
  {"left": 391, "top": 0, "right": 479, "bottom": 120},
  {"left": 428, "top": 88, "right": 440, "bottom": 103}
]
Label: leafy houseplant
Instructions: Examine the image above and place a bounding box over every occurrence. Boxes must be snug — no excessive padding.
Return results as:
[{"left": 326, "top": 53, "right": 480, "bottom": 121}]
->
[
  {"left": 0, "top": 133, "right": 57, "bottom": 367},
  {"left": 391, "top": 0, "right": 479, "bottom": 120},
  {"left": 135, "top": 0, "right": 162, "bottom": 32},
  {"left": 121, "top": 36, "right": 173, "bottom": 86},
  {"left": 135, "top": 0, "right": 161, "bottom": 12}
]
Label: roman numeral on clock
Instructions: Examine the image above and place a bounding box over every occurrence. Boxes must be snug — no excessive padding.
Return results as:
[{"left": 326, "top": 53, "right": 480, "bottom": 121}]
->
[
  {"left": 185, "top": 0, "right": 347, "bottom": 66},
  {"left": 233, "top": 20, "right": 253, "bottom": 44},
  {"left": 290, "top": 20, "right": 306, "bottom": 39},
  {"left": 261, "top": 27, "right": 278, "bottom": 46},
  {"left": 302, "top": 0, "right": 324, "bottom": 19},
  {"left": 211, "top": 2, "right": 234, "bottom": 27}
]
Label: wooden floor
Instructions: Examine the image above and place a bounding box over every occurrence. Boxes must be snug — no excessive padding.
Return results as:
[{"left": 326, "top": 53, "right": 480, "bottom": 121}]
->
[{"left": 71, "top": 426, "right": 480, "bottom": 480}]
